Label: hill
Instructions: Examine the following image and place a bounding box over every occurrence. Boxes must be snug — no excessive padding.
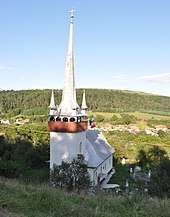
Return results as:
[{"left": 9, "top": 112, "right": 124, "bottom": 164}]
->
[
  {"left": 0, "top": 178, "right": 169, "bottom": 217},
  {"left": 0, "top": 89, "right": 170, "bottom": 116}
]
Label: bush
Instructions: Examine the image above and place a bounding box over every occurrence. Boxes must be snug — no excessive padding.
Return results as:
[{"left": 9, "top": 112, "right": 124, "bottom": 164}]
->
[
  {"left": 50, "top": 154, "right": 91, "bottom": 191},
  {"left": 149, "top": 159, "right": 170, "bottom": 198}
]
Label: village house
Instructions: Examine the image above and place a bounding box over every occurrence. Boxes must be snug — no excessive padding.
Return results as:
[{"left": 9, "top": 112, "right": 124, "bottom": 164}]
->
[
  {"left": 154, "top": 125, "right": 169, "bottom": 132},
  {"left": 0, "top": 119, "right": 10, "bottom": 125},
  {"left": 15, "top": 118, "right": 29, "bottom": 125}
]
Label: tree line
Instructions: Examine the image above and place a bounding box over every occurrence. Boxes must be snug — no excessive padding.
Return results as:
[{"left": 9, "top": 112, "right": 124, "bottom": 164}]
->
[{"left": 0, "top": 89, "right": 170, "bottom": 116}]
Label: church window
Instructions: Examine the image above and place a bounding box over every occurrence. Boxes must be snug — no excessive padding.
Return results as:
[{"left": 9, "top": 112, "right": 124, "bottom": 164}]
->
[
  {"left": 70, "top": 117, "right": 75, "bottom": 122},
  {"left": 56, "top": 117, "right": 61, "bottom": 121},
  {"left": 79, "top": 142, "right": 82, "bottom": 153},
  {"left": 49, "top": 116, "right": 55, "bottom": 122},
  {"left": 63, "top": 117, "right": 68, "bottom": 122}
]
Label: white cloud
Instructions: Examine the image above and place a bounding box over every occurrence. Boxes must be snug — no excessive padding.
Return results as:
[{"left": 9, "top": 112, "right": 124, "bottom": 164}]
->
[
  {"left": 111, "top": 74, "right": 127, "bottom": 83},
  {"left": 136, "top": 73, "right": 170, "bottom": 84},
  {"left": 0, "top": 65, "right": 15, "bottom": 72}
]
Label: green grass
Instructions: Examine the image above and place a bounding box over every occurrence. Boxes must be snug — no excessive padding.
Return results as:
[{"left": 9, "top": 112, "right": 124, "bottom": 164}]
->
[
  {"left": 0, "top": 178, "right": 170, "bottom": 217},
  {"left": 91, "top": 111, "right": 170, "bottom": 121}
]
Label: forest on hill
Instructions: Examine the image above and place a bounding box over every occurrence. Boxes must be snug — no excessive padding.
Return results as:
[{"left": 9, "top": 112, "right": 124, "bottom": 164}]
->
[{"left": 0, "top": 89, "right": 170, "bottom": 116}]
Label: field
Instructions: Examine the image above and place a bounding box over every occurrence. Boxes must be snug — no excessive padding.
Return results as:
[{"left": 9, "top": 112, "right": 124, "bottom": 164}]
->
[{"left": 90, "top": 111, "right": 170, "bottom": 121}]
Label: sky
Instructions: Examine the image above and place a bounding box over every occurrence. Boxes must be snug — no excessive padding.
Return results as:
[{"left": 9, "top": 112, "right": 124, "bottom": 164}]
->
[{"left": 0, "top": 0, "right": 170, "bottom": 97}]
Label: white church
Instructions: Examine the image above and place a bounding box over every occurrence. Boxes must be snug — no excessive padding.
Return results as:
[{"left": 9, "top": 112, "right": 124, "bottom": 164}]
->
[{"left": 48, "top": 9, "right": 115, "bottom": 187}]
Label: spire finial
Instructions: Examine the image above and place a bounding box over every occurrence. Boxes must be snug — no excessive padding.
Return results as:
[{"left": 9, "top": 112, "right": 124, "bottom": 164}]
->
[{"left": 69, "top": 7, "right": 76, "bottom": 23}]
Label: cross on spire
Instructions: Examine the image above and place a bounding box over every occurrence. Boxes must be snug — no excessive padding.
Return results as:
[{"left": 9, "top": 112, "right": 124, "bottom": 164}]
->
[{"left": 69, "top": 8, "right": 76, "bottom": 22}]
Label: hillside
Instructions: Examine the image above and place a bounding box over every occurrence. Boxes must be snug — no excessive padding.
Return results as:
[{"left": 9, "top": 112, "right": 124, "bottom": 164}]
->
[
  {"left": 0, "top": 89, "right": 170, "bottom": 116},
  {"left": 0, "top": 178, "right": 169, "bottom": 217}
]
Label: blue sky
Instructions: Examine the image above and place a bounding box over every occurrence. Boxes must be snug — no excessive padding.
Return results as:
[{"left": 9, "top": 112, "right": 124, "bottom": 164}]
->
[{"left": 0, "top": 0, "right": 170, "bottom": 96}]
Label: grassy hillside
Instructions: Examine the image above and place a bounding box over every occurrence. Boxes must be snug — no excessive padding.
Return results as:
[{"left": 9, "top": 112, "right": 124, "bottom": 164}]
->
[
  {"left": 0, "top": 89, "right": 170, "bottom": 116},
  {"left": 0, "top": 178, "right": 169, "bottom": 217}
]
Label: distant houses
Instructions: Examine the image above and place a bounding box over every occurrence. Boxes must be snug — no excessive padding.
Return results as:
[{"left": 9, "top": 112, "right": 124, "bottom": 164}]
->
[
  {"left": 100, "top": 124, "right": 140, "bottom": 134},
  {"left": 0, "top": 118, "right": 29, "bottom": 125},
  {"left": 100, "top": 123, "right": 169, "bottom": 136}
]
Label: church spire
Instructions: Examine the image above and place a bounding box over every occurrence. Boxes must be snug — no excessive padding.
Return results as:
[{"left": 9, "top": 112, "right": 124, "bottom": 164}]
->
[{"left": 58, "top": 8, "right": 80, "bottom": 116}]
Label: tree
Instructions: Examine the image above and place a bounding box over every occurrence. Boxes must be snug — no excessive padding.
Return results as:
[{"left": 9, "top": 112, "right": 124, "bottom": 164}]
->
[
  {"left": 71, "top": 154, "right": 91, "bottom": 192},
  {"left": 50, "top": 154, "right": 91, "bottom": 191},
  {"left": 95, "top": 114, "right": 105, "bottom": 123},
  {"left": 136, "top": 149, "right": 149, "bottom": 169},
  {"left": 149, "top": 159, "right": 170, "bottom": 198},
  {"left": 157, "top": 130, "right": 166, "bottom": 138},
  {"left": 148, "top": 145, "right": 168, "bottom": 168},
  {"left": 136, "top": 146, "right": 168, "bottom": 170}
]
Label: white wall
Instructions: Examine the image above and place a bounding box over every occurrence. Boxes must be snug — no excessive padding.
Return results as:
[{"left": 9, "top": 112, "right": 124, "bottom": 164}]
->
[
  {"left": 50, "top": 131, "right": 86, "bottom": 169},
  {"left": 92, "top": 155, "right": 113, "bottom": 186}
]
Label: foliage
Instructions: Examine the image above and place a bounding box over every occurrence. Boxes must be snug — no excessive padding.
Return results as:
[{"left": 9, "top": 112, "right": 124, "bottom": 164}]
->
[
  {"left": 95, "top": 114, "right": 105, "bottom": 122},
  {"left": 50, "top": 154, "right": 91, "bottom": 191},
  {"left": 120, "top": 114, "right": 138, "bottom": 125},
  {"left": 105, "top": 128, "right": 170, "bottom": 164},
  {"left": 147, "top": 118, "right": 170, "bottom": 128},
  {"left": 136, "top": 146, "right": 168, "bottom": 169},
  {"left": 149, "top": 159, "right": 170, "bottom": 198},
  {"left": 0, "top": 127, "right": 50, "bottom": 179},
  {"left": 0, "top": 89, "right": 170, "bottom": 115}
]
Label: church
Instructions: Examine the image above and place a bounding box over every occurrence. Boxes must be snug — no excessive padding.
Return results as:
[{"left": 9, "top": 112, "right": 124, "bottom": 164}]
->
[{"left": 48, "top": 9, "right": 115, "bottom": 187}]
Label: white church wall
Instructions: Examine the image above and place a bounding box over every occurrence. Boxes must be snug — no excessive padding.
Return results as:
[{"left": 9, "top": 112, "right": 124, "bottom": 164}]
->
[
  {"left": 50, "top": 131, "right": 86, "bottom": 169},
  {"left": 92, "top": 155, "right": 113, "bottom": 186},
  {"left": 87, "top": 168, "right": 95, "bottom": 186}
]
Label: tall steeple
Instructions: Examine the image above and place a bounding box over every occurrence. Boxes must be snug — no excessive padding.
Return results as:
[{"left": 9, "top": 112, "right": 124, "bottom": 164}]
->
[
  {"left": 58, "top": 8, "right": 80, "bottom": 116},
  {"left": 48, "top": 8, "right": 88, "bottom": 133}
]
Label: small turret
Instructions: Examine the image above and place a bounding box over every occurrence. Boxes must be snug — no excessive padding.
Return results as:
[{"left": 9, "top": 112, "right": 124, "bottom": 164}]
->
[
  {"left": 49, "top": 89, "right": 57, "bottom": 115},
  {"left": 81, "top": 90, "right": 87, "bottom": 114}
]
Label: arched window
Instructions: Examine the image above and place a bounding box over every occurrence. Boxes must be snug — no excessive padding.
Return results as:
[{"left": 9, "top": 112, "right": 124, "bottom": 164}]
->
[
  {"left": 63, "top": 117, "right": 68, "bottom": 122},
  {"left": 56, "top": 117, "right": 61, "bottom": 122},
  {"left": 49, "top": 116, "right": 55, "bottom": 122},
  {"left": 70, "top": 117, "right": 75, "bottom": 122}
]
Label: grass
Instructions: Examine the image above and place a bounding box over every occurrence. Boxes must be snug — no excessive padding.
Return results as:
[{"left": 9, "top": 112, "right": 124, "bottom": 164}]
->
[
  {"left": 91, "top": 111, "right": 170, "bottom": 121},
  {"left": 0, "top": 178, "right": 170, "bottom": 217}
]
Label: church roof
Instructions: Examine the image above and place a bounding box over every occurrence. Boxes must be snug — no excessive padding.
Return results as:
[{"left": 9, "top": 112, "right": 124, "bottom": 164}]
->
[{"left": 85, "top": 128, "right": 115, "bottom": 168}]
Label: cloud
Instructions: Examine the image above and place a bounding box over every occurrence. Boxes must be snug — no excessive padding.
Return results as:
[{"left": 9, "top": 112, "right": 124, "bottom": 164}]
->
[
  {"left": 0, "top": 65, "right": 15, "bottom": 72},
  {"left": 136, "top": 73, "right": 170, "bottom": 84},
  {"left": 111, "top": 74, "right": 127, "bottom": 83}
]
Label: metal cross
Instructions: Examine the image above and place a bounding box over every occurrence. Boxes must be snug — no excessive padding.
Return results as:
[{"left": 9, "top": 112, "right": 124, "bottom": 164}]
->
[{"left": 69, "top": 7, "right": 76, "bottom": 20}]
